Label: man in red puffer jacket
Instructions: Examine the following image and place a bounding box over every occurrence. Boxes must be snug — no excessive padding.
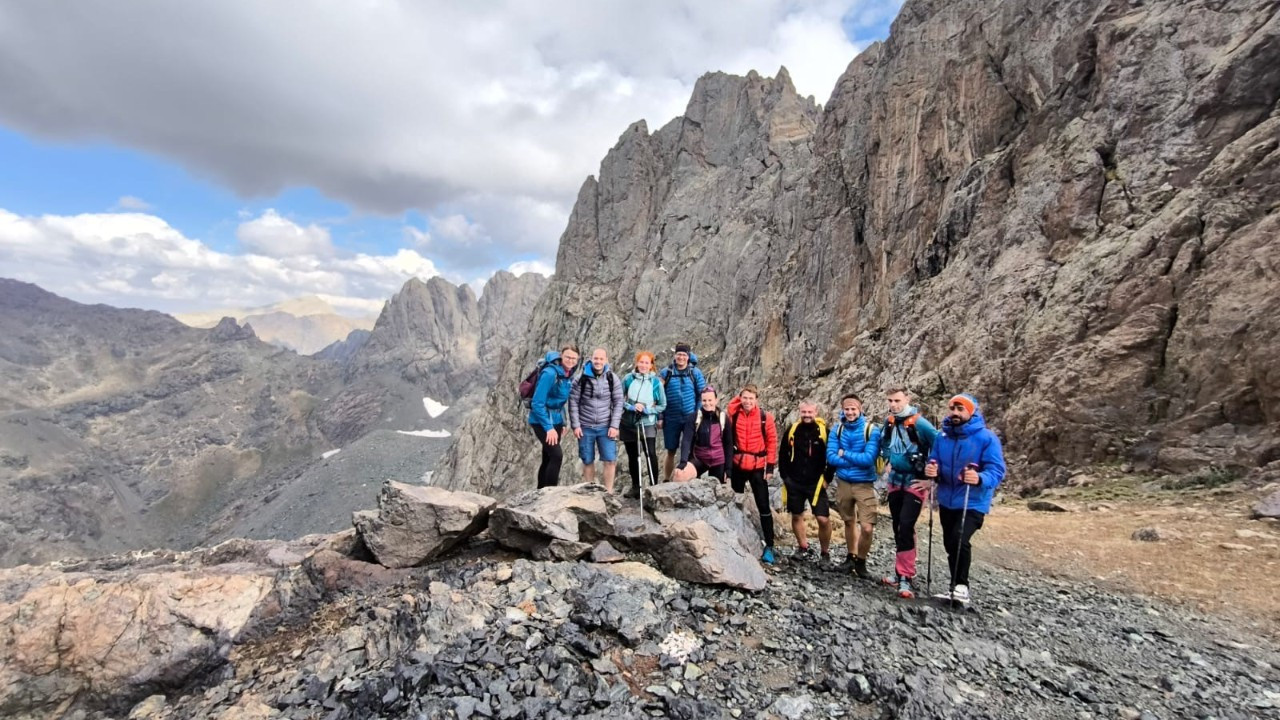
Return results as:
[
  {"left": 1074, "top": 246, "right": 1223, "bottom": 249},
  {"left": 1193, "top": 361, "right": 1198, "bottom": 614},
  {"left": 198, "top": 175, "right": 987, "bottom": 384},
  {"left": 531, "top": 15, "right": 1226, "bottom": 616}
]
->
[{"left": 726, "top": 384, "right": 779, "bottom": 564}]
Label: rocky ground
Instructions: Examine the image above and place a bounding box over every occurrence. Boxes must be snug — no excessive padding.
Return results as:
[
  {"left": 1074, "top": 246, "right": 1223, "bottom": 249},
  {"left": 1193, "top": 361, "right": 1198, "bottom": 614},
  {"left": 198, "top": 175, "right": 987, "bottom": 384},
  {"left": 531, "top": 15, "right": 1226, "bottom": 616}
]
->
[{"left": 36, "top": 499, "right": 1278, "bottom": 720}]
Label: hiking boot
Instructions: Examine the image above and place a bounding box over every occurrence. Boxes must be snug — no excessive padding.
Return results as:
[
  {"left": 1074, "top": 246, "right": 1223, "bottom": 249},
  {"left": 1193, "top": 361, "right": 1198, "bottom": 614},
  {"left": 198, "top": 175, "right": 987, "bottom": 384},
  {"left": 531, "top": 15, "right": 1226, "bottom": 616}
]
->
[
  {"left": 881, "top": 573, "right": 900, "bottom": 587},
  {"left": 761, "top": 547, "right": 777, "bottom": 565},
  {"left": 792, "top": 544, "right": 813, "bottom": 562},
  {"left": 951, "top": 584, "right": 971, "bottom": 603},
  {"left": 852, "top": 557, "right": 873, "bottom": 580},
  {"left": 820, "top": 551, "right": 831, "bottom": 566},
  {"left": 897, "top": 577, "right": 915, "bottom": 599},
  {"left": 623, "top": 485, "right": 640, "bottom": 499}
]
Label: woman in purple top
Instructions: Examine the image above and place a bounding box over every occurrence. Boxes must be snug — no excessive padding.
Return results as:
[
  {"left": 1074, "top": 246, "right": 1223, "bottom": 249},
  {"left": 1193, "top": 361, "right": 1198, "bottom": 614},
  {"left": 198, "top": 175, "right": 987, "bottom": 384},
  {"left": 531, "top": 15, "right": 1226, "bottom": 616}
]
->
[{"left": 672, "top": 386, "right": 734, "bottom": 482}]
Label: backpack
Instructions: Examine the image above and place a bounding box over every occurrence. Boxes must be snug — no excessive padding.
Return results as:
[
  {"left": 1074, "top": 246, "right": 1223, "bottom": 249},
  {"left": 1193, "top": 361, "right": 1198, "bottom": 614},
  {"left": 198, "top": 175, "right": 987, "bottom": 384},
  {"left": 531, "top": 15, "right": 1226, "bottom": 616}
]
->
[
  {"left": 838, "top": 419, "right": 890, "bottom": 475},
  {"left": 519, "top": 356, "right": 563, "bottom": 407},
  {"left": 661, "top": 356, "right": 703, "bottom": 398},
  {"left": 577, "top": 371, "right": 616, "bottom": 399},
  {"left": 878, "top": 412, "right": 926, "bottom": 459},
  {"left": 786, "top": 419, "right": 828, "bottom": 460}
]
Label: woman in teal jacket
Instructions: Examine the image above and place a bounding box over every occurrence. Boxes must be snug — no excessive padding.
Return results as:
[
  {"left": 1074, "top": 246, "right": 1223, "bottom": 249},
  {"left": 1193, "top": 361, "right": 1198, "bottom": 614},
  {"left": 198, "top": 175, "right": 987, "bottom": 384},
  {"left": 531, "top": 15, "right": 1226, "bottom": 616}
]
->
[
  {"left": 528, "top": 345, "right": 580, "bottom": 488},
  {"left": 621, "top": 350, "right": 666, "bottom": 498}
]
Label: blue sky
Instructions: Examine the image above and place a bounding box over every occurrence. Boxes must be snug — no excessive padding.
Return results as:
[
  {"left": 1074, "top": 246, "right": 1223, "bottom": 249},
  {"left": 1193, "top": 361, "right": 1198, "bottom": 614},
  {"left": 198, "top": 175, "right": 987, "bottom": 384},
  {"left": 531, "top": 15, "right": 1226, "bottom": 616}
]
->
[{"left": 0, "top": 1, "right": 900, "bottom": 314}]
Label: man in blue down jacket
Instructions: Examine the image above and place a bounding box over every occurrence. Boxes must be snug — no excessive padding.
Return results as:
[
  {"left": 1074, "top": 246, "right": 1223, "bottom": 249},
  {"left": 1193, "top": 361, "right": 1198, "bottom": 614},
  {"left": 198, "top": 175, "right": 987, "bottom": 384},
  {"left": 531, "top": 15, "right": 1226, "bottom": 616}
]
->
[
  {"left": 659, "top": 342, "right": 706, "bottom": 480},
  {"left": 825, "top": 394, "right": 882, "bottom": 578},
  {"left": 924, "top": 393, "right": 1006, "bottom": 604}
]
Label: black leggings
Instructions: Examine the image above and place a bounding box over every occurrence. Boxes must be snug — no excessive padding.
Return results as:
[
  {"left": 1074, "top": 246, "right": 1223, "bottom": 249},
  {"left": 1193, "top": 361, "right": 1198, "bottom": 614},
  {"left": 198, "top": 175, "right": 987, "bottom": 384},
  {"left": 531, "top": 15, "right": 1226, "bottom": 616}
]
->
[
  {"left": 888, "top": 490, "right": 924, "bottom": 553},
  {"left": 731, "top": 468, "right": 774, "bottom": 547},
  {"left": 532, "top": 425, "right": 564, "bottom": 489},
  {"left": 623, "top": 433, "right": 659, "bottom": 490},
  {"left": 690, "top": 457, "right": 727, "bottom": 482},
  {"left": 939, "top": 506, "right": 985, "bottom": 586}
]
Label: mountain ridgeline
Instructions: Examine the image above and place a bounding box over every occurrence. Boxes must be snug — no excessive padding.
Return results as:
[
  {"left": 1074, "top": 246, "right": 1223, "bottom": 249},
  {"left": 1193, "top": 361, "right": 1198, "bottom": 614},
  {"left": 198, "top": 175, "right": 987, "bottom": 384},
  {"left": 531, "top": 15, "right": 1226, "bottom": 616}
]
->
[
  {"left": 435, "top": 0, "right": 1280, "bottom": 500},
  {"left": 0, "top": 271, "right": 548, "bottom": 566}
]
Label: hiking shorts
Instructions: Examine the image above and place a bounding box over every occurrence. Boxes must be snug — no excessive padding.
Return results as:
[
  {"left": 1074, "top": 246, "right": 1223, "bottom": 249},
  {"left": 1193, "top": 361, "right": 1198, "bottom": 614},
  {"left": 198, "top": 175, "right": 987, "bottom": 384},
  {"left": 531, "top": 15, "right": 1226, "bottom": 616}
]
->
[
  {"left": 662, "top": 413, "right": 690, "bottom": 451},
  {"left": 577, "top": 426, "right": 617, "bottom": 464},
  {"left": 836, "top": 482, "right": 879, "bottom": 526},
  {"left": 783, "top": 480, "right": 830, "bottom": 518}
]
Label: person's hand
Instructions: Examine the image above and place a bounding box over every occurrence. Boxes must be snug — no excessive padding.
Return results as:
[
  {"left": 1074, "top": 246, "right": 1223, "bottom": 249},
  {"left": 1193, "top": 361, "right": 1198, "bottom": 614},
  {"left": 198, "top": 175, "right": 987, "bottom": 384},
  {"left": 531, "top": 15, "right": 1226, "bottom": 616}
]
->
[
  {"left": 573, "top": 427, "right": 584, "bottom": 439},
  {"left": 837, "top": 449, "right": 845, "bottom": 457},
  {"left": 657, "top": 418, "right": 664, "bottom": 429},
  {"left": 924, "top": 462, "right": 938, "bottom": 478},
  {"left": 910, "top": 479, "right": 935, "bottom": 495},
  {"left": 545, "top": 429, "right": 560, "bottom": 446},
  {"left": 635, "top": 403, "right": 646, "bottom": 413},
  {"left": 766, "top": 464, "right": 775, "bottom": 476},
  {"left": 963, "top": 467, "right": 980, "bottom": 485},
  {"left": 607, "top": 427, "right": 619, "bottom": 440}
]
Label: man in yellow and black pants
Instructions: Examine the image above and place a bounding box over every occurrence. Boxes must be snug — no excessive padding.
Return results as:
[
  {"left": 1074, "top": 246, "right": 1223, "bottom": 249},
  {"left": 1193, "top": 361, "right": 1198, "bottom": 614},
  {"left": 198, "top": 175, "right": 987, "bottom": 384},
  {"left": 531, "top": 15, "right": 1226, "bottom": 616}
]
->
[{"left": 778, "top": 400, "right": 831, "bottom": 563}]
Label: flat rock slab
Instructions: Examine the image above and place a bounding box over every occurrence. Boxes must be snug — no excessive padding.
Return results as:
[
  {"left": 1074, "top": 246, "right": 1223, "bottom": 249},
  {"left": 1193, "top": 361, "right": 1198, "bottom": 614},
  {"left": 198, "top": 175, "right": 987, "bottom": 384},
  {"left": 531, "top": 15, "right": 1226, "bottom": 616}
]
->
[
  {"left": 354, "top": 481, "right": 496, "bottom": 568},
  {"left": 489, "top": 484, "right": 620, "bottom": 560}
]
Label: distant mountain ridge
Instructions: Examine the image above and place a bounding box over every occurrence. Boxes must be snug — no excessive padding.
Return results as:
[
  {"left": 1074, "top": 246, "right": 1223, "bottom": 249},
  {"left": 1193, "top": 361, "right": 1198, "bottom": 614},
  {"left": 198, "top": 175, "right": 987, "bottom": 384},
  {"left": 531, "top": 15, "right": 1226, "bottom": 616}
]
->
[
  {"left": 0, "top": 272, "right": 548, "bottom": 566},
  {"left": 175, "top": 295, "right": 379, "bottom": 355}
]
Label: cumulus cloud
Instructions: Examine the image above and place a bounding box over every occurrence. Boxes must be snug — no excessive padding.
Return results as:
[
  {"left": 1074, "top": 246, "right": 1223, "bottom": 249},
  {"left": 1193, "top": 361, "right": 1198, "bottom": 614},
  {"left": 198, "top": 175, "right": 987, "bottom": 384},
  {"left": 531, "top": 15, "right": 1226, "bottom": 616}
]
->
[
  {"left": 0, "top": 208, "right": 442, "bottom": 314},
  {"left": 237, "top": 209, "right": 334, "bottom": 258},
  {"left": 0, "top": 1, "right": 897, "bottom": 275}
]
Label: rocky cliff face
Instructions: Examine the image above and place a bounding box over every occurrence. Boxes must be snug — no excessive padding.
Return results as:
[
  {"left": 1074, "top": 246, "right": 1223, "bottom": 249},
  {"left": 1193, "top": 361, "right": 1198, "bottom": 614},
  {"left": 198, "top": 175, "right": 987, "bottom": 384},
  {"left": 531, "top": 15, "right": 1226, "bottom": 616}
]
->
[
  {"left": 437, "top": 0, "right": 1280, "bottom": 498},
  {"left": 346, "top": 272, "right": 549, "bottom": 401}
]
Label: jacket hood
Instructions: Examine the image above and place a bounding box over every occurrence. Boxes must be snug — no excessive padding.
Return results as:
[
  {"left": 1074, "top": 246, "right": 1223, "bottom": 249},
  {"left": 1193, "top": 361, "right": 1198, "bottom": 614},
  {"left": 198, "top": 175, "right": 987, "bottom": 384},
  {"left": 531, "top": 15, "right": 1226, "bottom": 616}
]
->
[
  {"left": 943, "top": 410, "right": 988, "bottom": 437},
  {"left": 542, "top": 350, "right": 574, "bottom": 377},
  {"left": 726, "top": 396, "right": 759, "bottom": 417},
  {"left": 583, "top": 362, "right": 611, "bottom": 378}
]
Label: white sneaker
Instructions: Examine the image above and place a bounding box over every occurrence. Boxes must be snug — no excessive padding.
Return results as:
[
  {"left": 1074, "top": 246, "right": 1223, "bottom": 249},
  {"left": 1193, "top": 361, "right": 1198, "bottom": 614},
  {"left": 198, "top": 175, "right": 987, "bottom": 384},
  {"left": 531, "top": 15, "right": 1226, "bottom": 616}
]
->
[{"left": 951, "top": 584, "right": 971, "bottom": 603}]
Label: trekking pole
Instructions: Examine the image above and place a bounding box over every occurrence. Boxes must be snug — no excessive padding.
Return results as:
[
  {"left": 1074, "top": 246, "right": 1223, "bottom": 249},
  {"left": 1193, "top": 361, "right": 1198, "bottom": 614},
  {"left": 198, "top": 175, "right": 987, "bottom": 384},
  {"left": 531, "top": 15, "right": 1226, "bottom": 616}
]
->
[
  {"left": 926, "top": 460, "right": 937, "bottom": 597},
  {"left": 636, "top": 422, "right": 647, "bottom": 521},
  {"left": 949, "top": 463, "right": 977, "bottom": 605}
]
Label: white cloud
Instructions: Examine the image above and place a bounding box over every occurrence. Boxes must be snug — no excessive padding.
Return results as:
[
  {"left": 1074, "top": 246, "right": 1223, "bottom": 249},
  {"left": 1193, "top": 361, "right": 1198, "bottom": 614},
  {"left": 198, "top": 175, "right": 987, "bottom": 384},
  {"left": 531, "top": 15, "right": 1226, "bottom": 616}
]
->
[
  {"left": 116, "top": 195, "right": 151, "bottom": 211},
  {"left": 507, "top": 260, "right": 555, "bottom": 278},
  {"left": 0, "top": 207, "right": 442, "bottom": 314},
  {"left": 237, "top": 209, "right": 334, "bottom": 258},
  {"left": 0, "top": 2, "right": 895, "bottom": 274}
]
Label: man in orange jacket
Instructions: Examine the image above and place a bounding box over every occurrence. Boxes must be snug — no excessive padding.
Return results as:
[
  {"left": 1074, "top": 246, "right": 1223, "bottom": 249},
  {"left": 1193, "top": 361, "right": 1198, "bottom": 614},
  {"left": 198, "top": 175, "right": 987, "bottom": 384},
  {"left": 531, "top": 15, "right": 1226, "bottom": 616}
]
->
[{"left": 726, "top": 384, "right": 779, "bottom": 564}]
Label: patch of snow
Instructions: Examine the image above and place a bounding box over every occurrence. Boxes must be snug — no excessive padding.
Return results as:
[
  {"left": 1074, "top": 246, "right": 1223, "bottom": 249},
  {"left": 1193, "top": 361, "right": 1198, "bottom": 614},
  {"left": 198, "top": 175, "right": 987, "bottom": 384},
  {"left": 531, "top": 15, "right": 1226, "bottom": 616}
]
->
[
  {"left": 321, "top": 448, "right": 341, "bottom": 459},
  {"left": 422, "top": 397, "right": 449, "bottom": 418},
  {"left": 397, "top": 429, "right": 452, "bottom": 439}
]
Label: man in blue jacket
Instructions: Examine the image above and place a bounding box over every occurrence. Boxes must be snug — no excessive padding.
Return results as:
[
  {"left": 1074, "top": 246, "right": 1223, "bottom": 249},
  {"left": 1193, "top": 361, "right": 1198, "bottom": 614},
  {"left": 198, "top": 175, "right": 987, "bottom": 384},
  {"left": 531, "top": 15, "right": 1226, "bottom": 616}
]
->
[
  {"left": 826, "top": 394, "right": 882, "bottom": 578},
  {"left": 527, "top": 345, "right": 580, "bottom": 489},
  {"left": 924, "top": 393, "right": 1006, "bottom": 604},
  {"left": 659, "top": 343, "right": 706, "bottom": 481}
]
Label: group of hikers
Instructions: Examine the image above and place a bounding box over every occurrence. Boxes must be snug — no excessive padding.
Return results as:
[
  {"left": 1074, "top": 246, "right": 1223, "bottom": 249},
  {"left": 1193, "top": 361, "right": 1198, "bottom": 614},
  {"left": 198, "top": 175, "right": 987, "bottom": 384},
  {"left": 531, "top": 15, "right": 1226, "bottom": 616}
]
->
[{"left": 523, "top": 343, "right": 1007, "bottom": 603}]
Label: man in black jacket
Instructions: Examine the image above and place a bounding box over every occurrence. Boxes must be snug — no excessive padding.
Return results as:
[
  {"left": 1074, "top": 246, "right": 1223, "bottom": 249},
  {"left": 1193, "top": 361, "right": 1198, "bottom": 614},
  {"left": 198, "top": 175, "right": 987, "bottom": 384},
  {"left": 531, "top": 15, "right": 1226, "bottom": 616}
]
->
[{"left": 778, "top": 401, "right": 831, "bottom": 562}]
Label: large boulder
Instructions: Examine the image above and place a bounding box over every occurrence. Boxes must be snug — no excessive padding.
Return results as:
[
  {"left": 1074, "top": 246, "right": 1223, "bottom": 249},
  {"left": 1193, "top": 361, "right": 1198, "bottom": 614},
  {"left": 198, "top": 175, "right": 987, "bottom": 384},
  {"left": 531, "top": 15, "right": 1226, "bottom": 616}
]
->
[
  {"left": 0, "top": 537, "right": 327, "bottom": 717},
  {"left": 1254, "top": 490, "right": 1280, "bottom": 520},
  {"left": 354, "top": 481, "right": 496, "bottom": 568},
  {"left": 489, "top": 484, "right": 620, "bottom": 560},
  {"left": 642, "top": 480, "right": 768, "bottom": 591}
]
